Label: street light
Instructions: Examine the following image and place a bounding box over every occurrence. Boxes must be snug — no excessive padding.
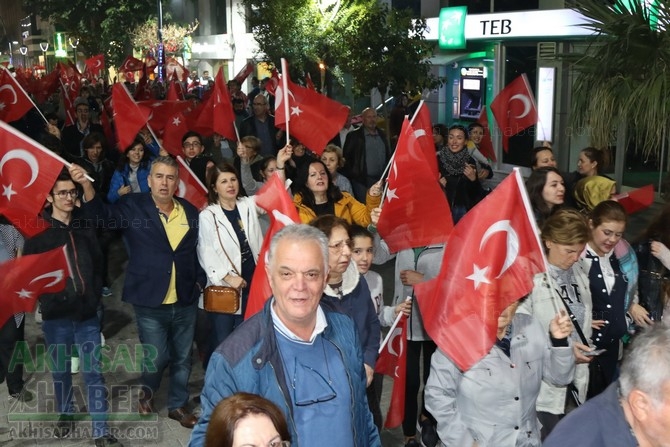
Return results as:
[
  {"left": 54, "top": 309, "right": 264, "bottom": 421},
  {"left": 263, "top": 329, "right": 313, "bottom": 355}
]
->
[
  {"left": 69, "top": 37, "right": 79, "bottom": 68},
  {"left": 19, "top": 44, "right": 27, "bottom": 68},
  {"left": 39, "top": 40, "right": 49, "bottom": 72}
]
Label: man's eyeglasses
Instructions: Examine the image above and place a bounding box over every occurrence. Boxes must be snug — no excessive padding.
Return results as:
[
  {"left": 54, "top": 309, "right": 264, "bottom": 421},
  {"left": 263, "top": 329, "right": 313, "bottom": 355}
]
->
[
  {"left": 253, "top": 102, "right": 267, "bottom": 106},
  {"left": 328, "top": 239, "right": 353, "bottom": 253},
  {"left": 183, "top": 142, "right": 202, "bottom": 149},
  {"left": 53, "top": 189, "right": 79, "bottom": 199}
]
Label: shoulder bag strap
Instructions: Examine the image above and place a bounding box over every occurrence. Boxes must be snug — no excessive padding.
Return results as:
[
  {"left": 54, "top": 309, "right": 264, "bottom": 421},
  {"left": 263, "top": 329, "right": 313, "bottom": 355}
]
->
[
  {"left": 209, "top": 210, "right": 241, "bottom": 277},
  {"left": 558, "top": 297, "right": 589, "bottom": 346}
]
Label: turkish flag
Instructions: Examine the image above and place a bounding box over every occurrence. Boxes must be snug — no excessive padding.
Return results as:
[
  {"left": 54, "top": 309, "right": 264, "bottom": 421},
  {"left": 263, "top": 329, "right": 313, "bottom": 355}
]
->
[
  {"left": 34, "top": 70, "right": 60, "bottom": 104},
  {"left": 99, "top": 106, "right": 115, "bottom": 149},
  {"left": 58, "top": 62, "right": 81, "bottom": 127},
  {"left": 0, "top": 120, "right": 65, "bottom": 226},
  {"left": 414, "top": 169, "right": 546, "bottom": 371},
  {"left": 375, "top": 315, "right": 407, "bottom": 428},
  {"left": 244, "top": 173, "right": 301, "bottom": 319},
  {"left": 162, "top": 111, "right": 189, "bottom": 157},
  {"left": 0, "top": 245, "right": 71, "bottom": 327},
  {"left": 233, "top": 61, "right": 255, "bottom": 84},
  {"left": 189, "top": 67, "right": 236, "bottom": 140},
  {"left": 409, "top": 101, "right": 439, "bottom": 179},
  {"left": 166, "top": 79, "right": 184, "bottom": 101},
  {"left": 166, "top": 58, "right": 189, "bottom": 83},
  {"left": 138, "top": 100, "right": 192, "bottom": 133},
  {"left": 264, "top": 68, "right": 280, "bottom": 96},
  {"left": 613, "top": 184, "right": 655, "bottom": 214},
  {"left": 134, "top": 72, "right": 152, "bottom": 100},
  {"left": 144, "top": 55, "right": 158, "bottom": 77},
  {"left": 490, "top": 74, "right": 538, "bottom": 152},
  {"left": 376, "top": 118, "right": 453, "bottom": 253},
  {"left": 84, "top": 54, "right": 105, "bottom": 78},
  {"left": 175, "top": 156, "right": 208, "bottom": 210},
  {"left": 476, "top": 106, "right": 496, "bottom": 162},
  {"left": 111, "top": 83, "right": 152, "bottom": 151},
  {"left": 0, "top": 68, "right": 34, "bottom": 123},
  {"left": 275, "top": 59, "right": 348, "bottom": 155},
  {"left": 119, "top": 56, "right": 144, "bottom": 72}
]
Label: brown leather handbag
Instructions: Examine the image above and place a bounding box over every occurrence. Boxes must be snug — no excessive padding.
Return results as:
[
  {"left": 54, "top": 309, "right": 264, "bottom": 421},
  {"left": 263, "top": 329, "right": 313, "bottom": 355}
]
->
[{"left": 203, "top": 210, "right": 242, "bottom": 314}]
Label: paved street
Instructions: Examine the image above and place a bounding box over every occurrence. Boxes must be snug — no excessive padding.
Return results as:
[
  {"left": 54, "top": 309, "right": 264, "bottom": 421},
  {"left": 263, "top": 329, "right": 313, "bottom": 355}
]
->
[{"left": 0, "top": 200, "right": 664, "bottom": 446}]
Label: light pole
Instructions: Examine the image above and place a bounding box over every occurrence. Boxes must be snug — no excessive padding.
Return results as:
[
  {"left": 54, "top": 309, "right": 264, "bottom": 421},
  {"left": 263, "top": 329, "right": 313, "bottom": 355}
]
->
[
  {"left": 69, "top": 37, "right": 79, "bottom": 69},
  {"left": 19, "top": 44, "right": 27, "bottom": 68},
  {"left": 39, "top": 40, "right": 49, "bottom": 72}
]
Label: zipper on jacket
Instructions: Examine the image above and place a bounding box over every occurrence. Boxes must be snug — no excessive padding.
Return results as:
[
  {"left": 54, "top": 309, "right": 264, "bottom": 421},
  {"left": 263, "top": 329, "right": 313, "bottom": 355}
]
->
[
  {"left": 268, "top": 361, "right": 300, "bottom": 446},
  {"left": 68, "top": 232, "right": 86, "bottom": 295}
]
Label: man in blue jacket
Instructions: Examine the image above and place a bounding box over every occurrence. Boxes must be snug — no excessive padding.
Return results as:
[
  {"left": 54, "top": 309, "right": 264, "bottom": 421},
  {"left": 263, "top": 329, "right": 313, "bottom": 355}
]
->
[
  {"left": 188, "top": 224, "right": 380, "bottom": 447},
  {"left": 72, "top": 156, "right": 206, "bottom": 429}
]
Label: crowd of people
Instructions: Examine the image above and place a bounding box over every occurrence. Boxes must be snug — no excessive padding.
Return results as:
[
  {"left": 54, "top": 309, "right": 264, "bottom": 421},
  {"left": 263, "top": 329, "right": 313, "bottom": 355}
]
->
[{"left": 1, "top": 76, "right": 670, "bottom": 447}]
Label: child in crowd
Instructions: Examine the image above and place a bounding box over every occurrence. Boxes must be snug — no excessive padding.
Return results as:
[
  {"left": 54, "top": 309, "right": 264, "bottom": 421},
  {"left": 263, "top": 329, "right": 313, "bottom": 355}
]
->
[{"left": 350, "top": 225, "right": 412, "bottom": 431}]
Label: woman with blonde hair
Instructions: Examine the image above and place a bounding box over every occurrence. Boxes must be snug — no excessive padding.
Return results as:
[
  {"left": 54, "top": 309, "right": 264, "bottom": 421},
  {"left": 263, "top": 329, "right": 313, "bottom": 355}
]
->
[
  {"left": 321, "top": 144, "right": 353, "bottom": 195},
  {"left": 518, "top": 208, "right": 593, "bottom": 439}
]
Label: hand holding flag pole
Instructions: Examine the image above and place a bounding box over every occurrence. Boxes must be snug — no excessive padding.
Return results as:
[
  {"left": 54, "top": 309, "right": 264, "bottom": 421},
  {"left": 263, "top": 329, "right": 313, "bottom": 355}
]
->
[{"left": 378, "top": 297, "right": 411, "bottom": 354}]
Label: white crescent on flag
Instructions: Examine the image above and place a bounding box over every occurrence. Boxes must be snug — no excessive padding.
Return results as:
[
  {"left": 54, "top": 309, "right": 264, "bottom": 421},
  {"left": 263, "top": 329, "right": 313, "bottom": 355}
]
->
[
  {"left": 0, "top": 85, "right": 18, "bottom": 104},
  {"left": 479, "top": 220, "right": 519, "bottom": 278},
  {"left": 29, "top": 269, "right": 65, "bottom": 288},
  {"left": 510, "top": 94, "right": 532, "bottom": 119},
  {"left": 0, "top": 149, "right": 39, "bottom": 188}
]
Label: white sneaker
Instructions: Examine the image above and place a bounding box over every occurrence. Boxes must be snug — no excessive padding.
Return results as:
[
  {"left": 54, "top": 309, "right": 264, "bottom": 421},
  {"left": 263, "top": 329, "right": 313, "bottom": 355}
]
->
[{"left": 71, "top": 356, "right": 80, "bottom": 374}]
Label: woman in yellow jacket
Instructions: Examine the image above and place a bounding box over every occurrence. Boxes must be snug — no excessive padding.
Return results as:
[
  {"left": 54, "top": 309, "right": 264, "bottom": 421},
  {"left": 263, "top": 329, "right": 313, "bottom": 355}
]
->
[{"left": 293, "top": 159, "right": 382, "bottom": 225}]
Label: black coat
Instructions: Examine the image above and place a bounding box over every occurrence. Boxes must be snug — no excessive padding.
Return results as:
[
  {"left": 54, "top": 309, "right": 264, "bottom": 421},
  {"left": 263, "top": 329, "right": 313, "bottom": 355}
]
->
[
  {"left": 23, "top": 208, "right": 103, "bottom": 321},
  {"left": 634, "top": 240, "right": 669, "bottom": 321}
]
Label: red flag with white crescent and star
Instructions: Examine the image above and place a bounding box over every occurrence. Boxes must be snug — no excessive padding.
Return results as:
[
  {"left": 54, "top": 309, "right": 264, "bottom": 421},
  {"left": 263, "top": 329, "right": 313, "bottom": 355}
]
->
[
  {"left": 0, "top": 245, "right": 71, "bottom": 327},
  {"left": 244, "top": 173, "right": 300, "bottom": 319},
  {"left": 375, "top": 314, "right": 407, "bottom": 428},
  {"left": 162, "top": 111, "right": 189, "bottom": 157},
  {"left": 233, "top": 61, "right": 255, "bottom": 84},
  {"left": 118, "top": 56, "right": 144, "bottom": 72},
  {"left": 409, "top": 100, "right": 439, "bottom": 179},
  {"left": 137, "top": 99, "right": 192, "bottom": 133},
  {"left": 490, "top": 74, "right": 538, "bottom": 152},
  {"left": 0, "top": 67, "right": 34, "bottom": 123},
  {"left": 414, "top": 169, "right": 546, "bottom": 371},
  {"left": 0, "top": 120, "right": 65, "bottom": 227},
  {"left": 376, "top": 118, "right": 452, "bottom": 253},
  {"left": 175, "top": 156, "right": 208, "bottom": 210},
  {"left": 84, "top": 54, "right": 105, "bottom": 79},
  {"left": 111, "top": 83, "right": 152, "bottom": 151},
  {"left": 275, "top": 59, "right": 348, "bottom": 155}
]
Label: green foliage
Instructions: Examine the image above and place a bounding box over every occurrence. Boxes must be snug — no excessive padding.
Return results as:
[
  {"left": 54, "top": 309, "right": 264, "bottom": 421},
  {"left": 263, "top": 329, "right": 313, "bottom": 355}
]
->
[
  {"left": 241, "top": 0, "right": 440, "bottom": 99},
  {"left": 25, "top": 0, "right": 155, "bottom": 66},
  {"left": 568, "top": 0, "right": 670, "bottom": 158}
]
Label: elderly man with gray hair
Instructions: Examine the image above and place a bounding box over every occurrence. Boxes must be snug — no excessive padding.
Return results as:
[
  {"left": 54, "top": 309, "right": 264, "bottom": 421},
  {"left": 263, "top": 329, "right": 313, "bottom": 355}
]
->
[
  {"left": 544, "top": 323, "right": 670, "bottom": 447},
  {"left": 189, "top": 224, "right": 380, "bottom": 447}
]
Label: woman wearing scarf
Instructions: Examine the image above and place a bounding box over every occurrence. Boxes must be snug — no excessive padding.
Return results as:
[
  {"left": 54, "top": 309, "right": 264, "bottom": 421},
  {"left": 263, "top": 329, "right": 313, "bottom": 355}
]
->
[{"left": 437, "top": 125, "right": 488, "bottom": 223}]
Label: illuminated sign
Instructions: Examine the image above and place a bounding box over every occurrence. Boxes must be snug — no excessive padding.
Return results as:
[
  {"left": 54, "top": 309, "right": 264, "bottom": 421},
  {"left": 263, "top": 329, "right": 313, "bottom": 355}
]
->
[
  {"left": 438, "top": 7, "right": 467, "bottom": 50},
  {"left": 54, "top": 33, "right": 67, "bottom": 58},
  {"left": 427, "top": 9, "right": 594, "bottom": 42}
]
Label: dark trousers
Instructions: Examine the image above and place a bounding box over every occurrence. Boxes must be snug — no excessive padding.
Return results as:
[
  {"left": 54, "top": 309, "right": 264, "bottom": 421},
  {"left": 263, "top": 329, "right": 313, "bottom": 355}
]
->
[
  {"left": 0, "top": 316, "right": 25, "bottom": 394},
  {"left": 403, "top": 340, "right": 437, "bottom": 437},
  {"left": 368, "top": 372, "right": 384, "bottom": 431}
]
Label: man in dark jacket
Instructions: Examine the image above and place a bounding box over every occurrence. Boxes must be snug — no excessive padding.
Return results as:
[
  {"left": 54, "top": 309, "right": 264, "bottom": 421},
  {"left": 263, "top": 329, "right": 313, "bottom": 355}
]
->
[
  {"left": 61, "top": 97, "right": 104, "bottom": 159},
  {"left": 23, "top": 172, "right": 121, "bottom": 446},
  {"left": 342, "top": 108, "right": 391, "bottom": 202},
  {"left": 72, "top": 156, "right": 206, "bottom": 430},
  {"left": 238, "top": 94, "right": 283, "bottom": 156}
]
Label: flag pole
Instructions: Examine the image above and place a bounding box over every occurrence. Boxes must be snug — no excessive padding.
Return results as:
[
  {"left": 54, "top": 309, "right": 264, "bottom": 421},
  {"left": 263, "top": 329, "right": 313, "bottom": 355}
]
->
[
  {"left": 0, "top": 120, "right": 94, "bottom": 182},
  {"left": 280, "top": 58, "right": 290, "bottom": 146},
  {"left": 513, "top": 167, "right": 557, "bottom": 313},
  {"left": 378, "top": 297, "right": 411, "bottom": 354},
  {"left": 233, "top": 121, "right": 240, "bottom": 142}
]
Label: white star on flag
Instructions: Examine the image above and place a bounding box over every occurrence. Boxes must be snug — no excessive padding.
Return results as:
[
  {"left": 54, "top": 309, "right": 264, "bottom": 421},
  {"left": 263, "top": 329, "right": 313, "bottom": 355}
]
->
[
  {"left": 16, "top": 289, "right": 32, "bottom": 299},
  {"left": 172, "top": 117, "right": 181, "bottom": 126},
  {"left": 290, "top": 106, "right": 303, "bottom": 116},
  {"left": 0, "top": 102, "right": 5, "bottom": 111},
  {"left": 466, "top": 264, "right": 491, "bottom": 290},
  {"left": 151, "top": 102, "right": 163, "bottom": 107},
  {"left": 386, "top": 188, "right": 399, "bottom": 203},
  {"left": 2, "top": 184, "right": 16, "bottom": 200}
]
